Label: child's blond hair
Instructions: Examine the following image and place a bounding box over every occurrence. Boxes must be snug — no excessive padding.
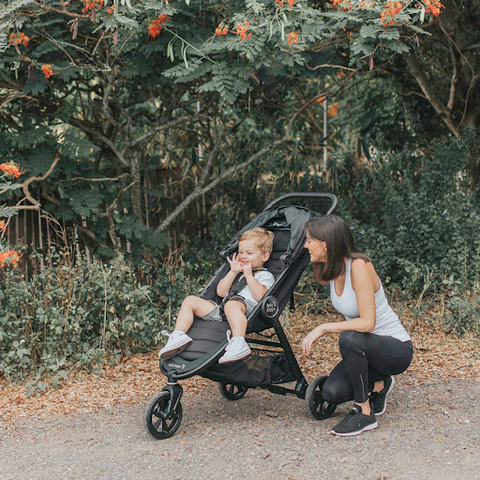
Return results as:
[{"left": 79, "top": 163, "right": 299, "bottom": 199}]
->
[{"left": 239, "top": 228, "right": 274, "bottom": 254}]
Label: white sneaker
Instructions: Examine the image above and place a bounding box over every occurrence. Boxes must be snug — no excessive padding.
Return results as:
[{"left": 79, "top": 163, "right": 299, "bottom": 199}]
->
[
  {"left": 218, "top": 332, "right": 251, "bottom": 364},
  {"left": 158, "top": 330, "right": 192, "bottom": 359}
]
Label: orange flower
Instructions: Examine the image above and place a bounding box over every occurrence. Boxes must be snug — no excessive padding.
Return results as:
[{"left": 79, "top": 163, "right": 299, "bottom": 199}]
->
[
  {"left": 215, "top": 25, "right": 228, "bottom": 36},
  {"left": 276, "top": 0, "right": 284, "bottom": 6},
  {"left": 235, "top": 21, "right": 252, "bottom": 40},
  {"left": 8, "top": 32, "right": 29, "bottom": 47},
  {"left": 327, "top": 102, "right": 339, "bottom": 117},
  {"left": 0, "top": 221, "right": 6, "bottom": 232},
  {"left": 41, "top": 64, "right": 55, "bottom": 79},
  {"left": 380, "top": 1, "right": 403, "bottom": 25},
  {"left": 424, "top": 0, "right": 444, "bottom": 17},
  {"left": 287, "top": 31, "right": 298, "bottom": 45},
  {"left": 82, "top": 0, "right": 103, "bottom": 12},
  {"left": 0, "top": 161, "right": 24, "bottom": 178},
  {"left": 288, "top": 0, "right": 295, "bottom": 8},
  {"left": 317, "top": 96, "right": 326, "bottom": 105},
  {"left": 148, "top": 14, "right": 170, "bottom": 40},
  {"left": 107, "top": 5, "right": 115, "bottom": 13},
  {"left": 0, "top": 250, "right": 21, "bottom": 268}
]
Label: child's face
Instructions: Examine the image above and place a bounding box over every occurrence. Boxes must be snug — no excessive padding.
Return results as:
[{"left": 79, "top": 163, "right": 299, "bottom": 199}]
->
[{"left": 238, "top": 238, "right": 270, "bottom": 269}]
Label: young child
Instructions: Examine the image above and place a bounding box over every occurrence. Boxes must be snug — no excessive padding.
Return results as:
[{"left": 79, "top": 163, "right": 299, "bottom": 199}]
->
[{"left": 159, "top": 228, "right": 275, "bottom": 364}]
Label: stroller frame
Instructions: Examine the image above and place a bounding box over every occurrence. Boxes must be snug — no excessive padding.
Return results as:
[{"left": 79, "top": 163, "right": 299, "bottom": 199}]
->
[{"left": 146, "top": 193, "right": 338, "bottom": 439}]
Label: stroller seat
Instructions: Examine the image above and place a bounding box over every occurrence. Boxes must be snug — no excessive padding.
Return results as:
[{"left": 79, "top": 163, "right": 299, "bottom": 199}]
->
[{"left": 160, "top": 205, "right": 317, "bottom": 382}]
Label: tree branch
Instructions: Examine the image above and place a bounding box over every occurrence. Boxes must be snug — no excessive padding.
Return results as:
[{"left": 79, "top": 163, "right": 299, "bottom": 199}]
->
[
  {"left": 68, "top": 118, "right": 129, "bottom": 166},
  {"left": 127, "top": 115, "right": 202, "bottom": 148},
  {"left": 156, "top": 95, "right": 319, "bottom": 233},
  {"left": 18, "top": 152, "right": 60, "bottom": 210},
  {"left": 404, "top": 54, "right": 461, "bottom": 137}
]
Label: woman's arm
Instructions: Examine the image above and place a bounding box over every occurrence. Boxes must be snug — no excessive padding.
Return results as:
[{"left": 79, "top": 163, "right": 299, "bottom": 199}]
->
[{"left": 302, "top": 259, "right": 377, "bottom": 354}]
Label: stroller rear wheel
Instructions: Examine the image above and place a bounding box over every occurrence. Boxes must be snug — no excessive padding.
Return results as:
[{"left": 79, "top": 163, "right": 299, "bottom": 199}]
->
[
  {"left": 145, "top": 391, "right": 183, "bottom": 439},
  {"left": 218, "top": 383, "right": 249, "bottom": 401},
  {"left": 305, "top": 375, "right": 337, "bottom": 420}
]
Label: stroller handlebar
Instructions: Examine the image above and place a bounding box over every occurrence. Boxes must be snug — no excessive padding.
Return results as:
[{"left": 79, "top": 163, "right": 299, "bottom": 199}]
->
[{"left": 263, "top": 193, "right": 337, "bottom": 215}]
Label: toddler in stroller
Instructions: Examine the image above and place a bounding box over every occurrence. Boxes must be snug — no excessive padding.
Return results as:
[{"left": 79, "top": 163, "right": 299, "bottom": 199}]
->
[
  {"left": 159, "top": 227, "right": 275, "bottom": 364},
  {"left": 146, "top": 193, "right": 338, "bottom": 439}
]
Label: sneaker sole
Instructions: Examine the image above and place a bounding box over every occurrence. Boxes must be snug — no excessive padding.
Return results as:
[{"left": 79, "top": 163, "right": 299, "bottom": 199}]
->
[
  {"left": 218, "top": 350, "right": 251, "bottom": 364},
  {"left": 375, "top": 376, "right": 396, "bottom": 416},
  {"left": 159, "top": 339, "right": 192, "bottom": 360},
  {"left": 331, "top": 421, "right": 378, "bottom": 437}
]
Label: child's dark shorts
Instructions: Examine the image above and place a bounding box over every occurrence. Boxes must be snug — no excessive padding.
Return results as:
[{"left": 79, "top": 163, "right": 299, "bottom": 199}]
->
[{"left": 200, "top": 296, "right": 257, "bottom": 322}]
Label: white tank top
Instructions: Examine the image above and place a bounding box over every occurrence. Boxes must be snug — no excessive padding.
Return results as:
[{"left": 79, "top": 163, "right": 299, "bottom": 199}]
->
[{"left": 330, "top": 258, "right": 411, "bottom": 342}]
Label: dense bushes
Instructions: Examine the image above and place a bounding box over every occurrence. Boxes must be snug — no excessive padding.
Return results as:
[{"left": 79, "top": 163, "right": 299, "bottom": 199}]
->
[
  {"left": 332, "top": 131, "right": 480, "bottom": 292},
  {"left": 2, "top": 132, "right": 480, "bottom": 389},
  {"left": 0, "top": 250, "right": 201, "bottom": 391}
]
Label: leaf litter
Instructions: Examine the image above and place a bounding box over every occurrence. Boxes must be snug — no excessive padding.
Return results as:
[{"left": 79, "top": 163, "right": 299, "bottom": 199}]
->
[{"left": 1, "top": 300, "right": 479, "bottom": 423}]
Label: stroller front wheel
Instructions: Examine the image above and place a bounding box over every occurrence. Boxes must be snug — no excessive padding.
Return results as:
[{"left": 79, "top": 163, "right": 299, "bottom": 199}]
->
[
  {"left": 305, "top": 375, "right": 337, "bottom": 420},
  {"left": 145, "top": 391, "right": 183, "bottom": 439},
  {"left": 218, "top": 383, "right": 249, "bottom": 401}
]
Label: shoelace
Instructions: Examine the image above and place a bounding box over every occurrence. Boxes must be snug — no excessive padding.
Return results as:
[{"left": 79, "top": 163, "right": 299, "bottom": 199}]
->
[
  {"left": 226, "top": 330, "right": 232, "bottom": 344},
  {"left": 161, "top": 330, "right": 171, "bottom": 338}
]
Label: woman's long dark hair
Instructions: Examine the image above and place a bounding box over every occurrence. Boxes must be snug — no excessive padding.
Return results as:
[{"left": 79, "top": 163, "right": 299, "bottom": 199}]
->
[{"left": 304, "top": 215, "right": 371, "bottom": 282}]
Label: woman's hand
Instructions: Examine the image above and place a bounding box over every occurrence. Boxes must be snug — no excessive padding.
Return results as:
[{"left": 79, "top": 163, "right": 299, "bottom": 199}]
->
[
  {"left": 302, "top": 325, "right": 327, "bottom": 355},
  {"left": 227, "top": 253, "right": 242, "bottom": 273}
]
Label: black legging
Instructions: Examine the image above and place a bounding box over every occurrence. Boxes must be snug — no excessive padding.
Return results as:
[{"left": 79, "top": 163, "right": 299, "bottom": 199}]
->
[{"left": 323, "top": 330, "right": 414, "bottom": 405}]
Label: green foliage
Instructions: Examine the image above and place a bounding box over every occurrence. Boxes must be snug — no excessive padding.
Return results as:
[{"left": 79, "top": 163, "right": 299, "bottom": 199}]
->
[
  {"left": 0, "top": 249, "right": 200, "bottom": 386},
  {"left": 335, "top": 131, "right": 480, "bottom": 293},
  {"left": 443, "top": 289, "right": 480, "bottom": 335}
]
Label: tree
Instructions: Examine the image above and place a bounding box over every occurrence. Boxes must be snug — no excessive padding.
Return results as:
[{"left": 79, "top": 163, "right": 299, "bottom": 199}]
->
[{"left": 0, "top": 0, "right": 440, "bottom": 254}]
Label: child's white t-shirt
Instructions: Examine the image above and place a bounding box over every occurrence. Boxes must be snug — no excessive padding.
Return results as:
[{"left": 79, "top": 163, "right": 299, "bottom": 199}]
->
[{"left": 236, "top": 270, "right": 275, "bottom": 304}]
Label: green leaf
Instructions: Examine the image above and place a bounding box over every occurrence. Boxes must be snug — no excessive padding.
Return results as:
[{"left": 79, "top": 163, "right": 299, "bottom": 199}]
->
[
  {"left": 360, "top": 25, "right": 380, "bottom": 39},
  {"left": 379, "top": 29, "right": 400, "bottom": 40},
  {"left": 0, "top": 206, "right": 19, "bottom": 218}
]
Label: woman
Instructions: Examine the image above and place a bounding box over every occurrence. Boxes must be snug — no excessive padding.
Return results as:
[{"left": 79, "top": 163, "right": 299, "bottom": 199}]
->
[{"left": 302, "top": 215, "right": 413, "bottom": 436}]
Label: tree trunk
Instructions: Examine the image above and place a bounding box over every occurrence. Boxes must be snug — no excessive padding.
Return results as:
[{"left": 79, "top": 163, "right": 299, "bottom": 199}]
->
[{"left": 130, "top": 154, "right": 143, "bottom": 222}]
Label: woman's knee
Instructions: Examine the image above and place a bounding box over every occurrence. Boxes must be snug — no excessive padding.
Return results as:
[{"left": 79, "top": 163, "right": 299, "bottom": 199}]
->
[
  {"left": 338, "top": 330, "right": 360, "bottom": 352},
  {"left": 322, "top": 377, "right": 348, "bottom": 405}
]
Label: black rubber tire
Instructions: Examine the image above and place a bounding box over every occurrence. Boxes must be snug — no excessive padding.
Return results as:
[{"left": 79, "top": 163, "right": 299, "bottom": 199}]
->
[
  {"left": 305, "top": 375, "right": 337, "bottom": 420},
  {"left": 218, "top": 383, "right": 249, "bottom": 401},
  {"left": 145, "top": 391, "right": 183, "bottom": 439}
]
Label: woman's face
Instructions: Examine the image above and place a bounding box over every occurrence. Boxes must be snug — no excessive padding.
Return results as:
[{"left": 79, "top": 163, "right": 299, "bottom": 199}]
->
[{"left": 305, "top": 234, "right": 327, "bottom": 263}]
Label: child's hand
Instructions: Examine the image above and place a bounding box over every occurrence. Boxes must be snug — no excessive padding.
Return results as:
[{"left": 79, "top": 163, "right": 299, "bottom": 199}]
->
[
  {"left": 241, "top": 261, "right": 253, "bottom": 277},
  {"left": 227, "top": 253, "right": 242, "bottom": 273}
]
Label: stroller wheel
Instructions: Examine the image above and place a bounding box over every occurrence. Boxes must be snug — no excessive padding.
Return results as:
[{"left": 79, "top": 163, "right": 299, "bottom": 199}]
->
[
  {"left": 305, "top": 375, "right": 337, "bottom": 420},
  {"left": 145, "top": 391, "right": 183, "bottom": 439},
  {"left": 218, "top": 383, "right": 249, "bottom": 401}
]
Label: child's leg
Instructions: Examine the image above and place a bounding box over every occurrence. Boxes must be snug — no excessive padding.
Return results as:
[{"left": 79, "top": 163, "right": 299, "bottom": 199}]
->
[
  {"left": 159, "top": 296, "right": 217, "bottom": 360},
  {"left": 175, "top": 295, "right": 217, "bottom": 333},
  {"left": 218, "top": 300, "right": 251, "bottom": 364},
  {"left": 222, "top": 300, "right": 247, "bottom": 336}
]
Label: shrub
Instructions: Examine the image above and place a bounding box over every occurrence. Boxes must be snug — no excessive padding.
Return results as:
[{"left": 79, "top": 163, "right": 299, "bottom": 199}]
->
[
  {"left": 0, "top": 249, "right": 199, "bottom": 391},
  {"left": 335, "top": 131, "right": 480, "bottom": 294}
]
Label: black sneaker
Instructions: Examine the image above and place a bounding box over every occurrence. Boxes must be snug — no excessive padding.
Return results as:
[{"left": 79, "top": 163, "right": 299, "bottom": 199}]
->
[
  {"left": 331, "top": 404, "right": 378, "bottom": 437},
  {"left": 370, "top": 376, "right": 395, "bottom": 416}
]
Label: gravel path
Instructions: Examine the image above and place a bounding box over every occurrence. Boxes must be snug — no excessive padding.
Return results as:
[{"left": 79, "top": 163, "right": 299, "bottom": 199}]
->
[{"left": 1, "top": 376, "right": 479, "bottom": 480}]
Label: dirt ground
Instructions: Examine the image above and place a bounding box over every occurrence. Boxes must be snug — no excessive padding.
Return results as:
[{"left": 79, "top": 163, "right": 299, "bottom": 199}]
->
[
  {"left": 1, "top": 375, "right": 479, "bottom": 480},
  {"left": 1, "top": 309, "right": 480, "bottom": 479}
]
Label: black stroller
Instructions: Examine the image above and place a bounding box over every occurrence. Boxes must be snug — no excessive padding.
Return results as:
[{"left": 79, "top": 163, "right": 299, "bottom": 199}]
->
[{"left": 145, "top": 193, "right": 338, "bottom": 439}]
